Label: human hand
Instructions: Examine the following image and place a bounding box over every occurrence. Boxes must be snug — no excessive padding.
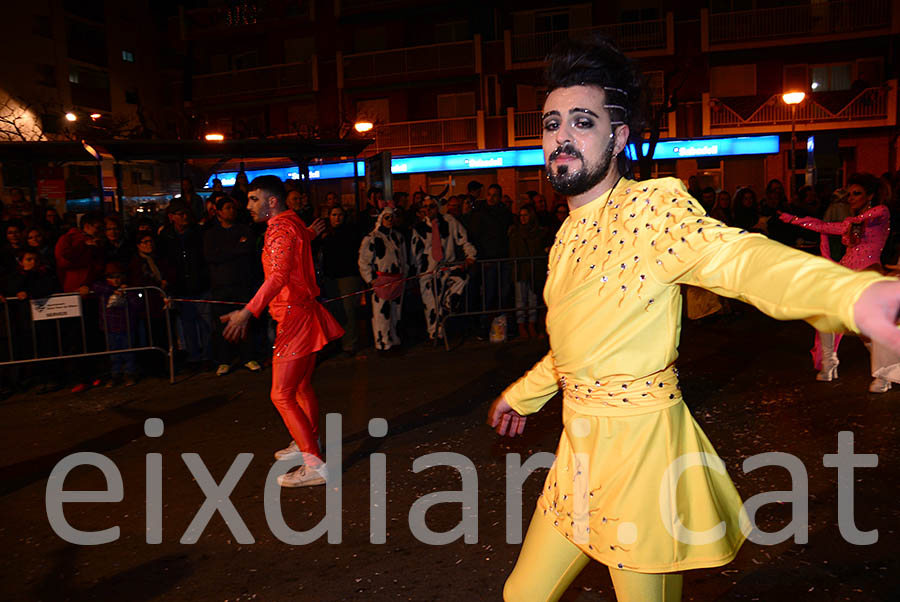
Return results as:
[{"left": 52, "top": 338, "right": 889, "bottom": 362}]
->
[
  {"left": 778, "top": 212, "right": 796, "bottom": 224},
  {"left": 16, "top": 292, "right": 26, "bottom": 300},
  {"left": 854, "top": 280, "right": 900, "bottom": 355},
  {"left": 487, "top": 395, "right": 526, "bottom": 437},
  {"left": 222, "top": 307, "right": 251, "bottom": 342},
  {"left": 465, "top": 257, "right": 476, "bottom": 267},
  {"left": 78, "top": 285, "right": 90, "bottom": 297},
  {"left": 310, "top": 218, "right": 326, "bottom": 237}
]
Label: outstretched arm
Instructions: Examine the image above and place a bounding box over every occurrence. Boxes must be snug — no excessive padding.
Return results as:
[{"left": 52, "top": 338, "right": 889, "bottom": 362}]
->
[
  {"left": 779, "top": 212, "right": 847, "bottom": 236},
  {"left": 855, "top": 280, "right": 900, "bottom": 356}
]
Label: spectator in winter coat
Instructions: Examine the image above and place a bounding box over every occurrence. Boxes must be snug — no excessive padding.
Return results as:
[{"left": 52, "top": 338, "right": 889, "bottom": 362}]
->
[
  {"left": 54, "top": 211, "right": 105, "bottom": 294},
  {"left": 203, "top": 197, "right": 260, "bottom": 375}
]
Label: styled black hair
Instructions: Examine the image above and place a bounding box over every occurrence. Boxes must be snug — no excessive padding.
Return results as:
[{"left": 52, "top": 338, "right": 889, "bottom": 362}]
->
[
  {"left": 81, "top": 210, "right": 105, "bottom": 228},
  {"left": 215, "top": 195, "right": 235, "bottom": 211},
  {"left": 847, "top": 172, "right": 881, "bottom": 201},
  {"left": 544, "top": 35, "right": 647, "bottom": 175},
  {"left": 249, "top": 175, "right": 286, "bottom": 204}
]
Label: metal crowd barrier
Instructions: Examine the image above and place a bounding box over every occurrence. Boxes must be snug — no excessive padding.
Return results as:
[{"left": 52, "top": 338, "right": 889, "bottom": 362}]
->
[
  {"left": 0, "top": 286, "right": 175, "bottom": 384},
  {"left": 436, "top": 255, "right": 548, "bottom": 349}
]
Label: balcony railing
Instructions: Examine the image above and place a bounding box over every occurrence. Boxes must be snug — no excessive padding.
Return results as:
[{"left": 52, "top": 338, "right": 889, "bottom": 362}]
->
[
  {"left": 509, "top": 107, "right": 671, "bottom": 145},
  {"left": 373, "top": 116, "right": 478, "bottom": 153},
  {"left": 705, "top": 81, "right": 896, "bottom": 134},
  {"left": 707, "top": 0, "right": 892, "bottom": 46},
  {"left": 183, "top": 0, "right": 311, "bottom": 32},
  {"left": 342, "top": 40, "right": 477, "bottom": 84},
  {"left": 192, "top": 60, "right": 316, "bottom": 99},
  {"left": 508, "top": 14, "right": 671, "bottom": 66}
]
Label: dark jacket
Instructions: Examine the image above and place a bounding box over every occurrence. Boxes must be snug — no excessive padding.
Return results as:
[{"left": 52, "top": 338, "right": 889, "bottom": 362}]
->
[
  {"left": 203, "top": 221, "right": 256, "bottom": 298},
  {"left": 7, "top": 267, "right": 60, "bottom": 299},
  {"left": 318, "top": 224, "right": 362, "bottom": 280},
  {"left": 508, "top": 222, "right": 549, "bottom": 290},
  {"left": 157, "top": 224, "right": 209, "bottom": 295},
  {"left": 468, "top": 203, "right": 513, "bottom": 259}
]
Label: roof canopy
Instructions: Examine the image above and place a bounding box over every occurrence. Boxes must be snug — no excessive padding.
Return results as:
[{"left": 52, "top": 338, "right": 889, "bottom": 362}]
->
[{"left": 0, "top": 138, "right": 372, "bottom": 163}]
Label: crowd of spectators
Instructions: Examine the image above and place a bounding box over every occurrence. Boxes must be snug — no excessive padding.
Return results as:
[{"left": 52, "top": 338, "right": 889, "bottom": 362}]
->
[
  {"left": 686, "top": 171, "right": 900, "bottom": 265},
  {"left": 1, "top": 167, "right": 898, "bottom": 397}
]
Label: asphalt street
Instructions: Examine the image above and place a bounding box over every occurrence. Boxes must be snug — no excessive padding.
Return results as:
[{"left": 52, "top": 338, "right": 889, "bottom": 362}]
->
[{"left": 1, "top": 308, "right": 898, "bottom": 602}]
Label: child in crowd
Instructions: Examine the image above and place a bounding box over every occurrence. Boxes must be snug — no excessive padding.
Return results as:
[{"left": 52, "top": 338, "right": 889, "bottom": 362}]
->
[
  {"left": 93, "top": 262, "right": 140, "bottom": 386},
  {"left": 7, "top": 250, "right": 61, "bottom": 393}
]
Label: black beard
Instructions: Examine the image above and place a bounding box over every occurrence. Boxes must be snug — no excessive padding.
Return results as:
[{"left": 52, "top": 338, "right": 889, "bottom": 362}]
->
[{"left": 546, "top": 139, "right": 614, "bottom": 197}]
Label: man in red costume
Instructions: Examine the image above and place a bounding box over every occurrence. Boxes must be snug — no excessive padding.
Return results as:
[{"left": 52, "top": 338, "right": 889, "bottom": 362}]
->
[{"left": 223, "top": 175, "right": 342, "bottom": 487}]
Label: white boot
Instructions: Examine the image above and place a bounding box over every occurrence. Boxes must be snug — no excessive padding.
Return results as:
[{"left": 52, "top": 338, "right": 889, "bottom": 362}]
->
[
  {"left": 816, "top": 332, "right": 839, "bottom": 381},
  {"left": 869, "top": 378, "right": 892, "bottom": 393}
]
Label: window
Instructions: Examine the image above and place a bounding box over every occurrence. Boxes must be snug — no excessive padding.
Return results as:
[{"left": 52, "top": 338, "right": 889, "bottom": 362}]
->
[
  {"left": 33, "top": 15, "right": 52, "bottom": 38},
  {"left": 620, "top": 7, "right": 660, "bottom": 22},
  {"left": 231, "top": 51, "right": 258, "bottom": 71},
  {"left": 856, "top": 58, "right": 883, "bottom": 86},
  {"left": 354, "top": 25, "right": 387, "bottom": 53},
  {"left": 437, "top": 92, "right": 475, "bottom": 118},
  {"left": 535, "top": 9, "right": 570, "bottom": 33},
  {"left": 809, "top": 63, "right": 852, "bottom": 91},
  {"left": 710, "top": 64, "right": 756, "bottom": 97},
  {"left": 36, "top": 65, "right": 56, "bottom": 87},
  {"left": 435, "top": 21, "right": 469, "bottom": 43},
  {"left": 644, "top": 70, "right": 666, "bottom": 106},
  {"left": 131, "top": 166, "right": 154, "bottom": 185},
  {"left": 121, "top": 50, "right": 135, "bottom": 63},
  {"left": 125, "top": 89, "right": 139, "bottom": 105},
  {"left": 66, "top": 18, "right": 107, "bottom": 66},
  {"left": 709, "top": 0, "right": 754, "bottom": 13},
  {"left": 783, "top": 64, "right": 808, "bottom": 92},
  {"left": 356, "top": 98, "right": 390, "bottom": 124},
  {"left": 515, "top": 85, "right": 546, "bottom": 111},
  {"left": 283, "top": 37, "right": 314, "bottom": 63}
]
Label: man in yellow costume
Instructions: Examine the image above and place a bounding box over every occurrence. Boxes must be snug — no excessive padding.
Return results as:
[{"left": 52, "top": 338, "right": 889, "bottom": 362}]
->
[{"left": 488, "top": 36, "right": 900, "bottom": 602}]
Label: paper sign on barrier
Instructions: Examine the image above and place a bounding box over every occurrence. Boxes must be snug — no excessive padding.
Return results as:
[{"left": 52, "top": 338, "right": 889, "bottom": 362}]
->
[{"left": 30, "top": 295, "right": 82, "bottom": 321}]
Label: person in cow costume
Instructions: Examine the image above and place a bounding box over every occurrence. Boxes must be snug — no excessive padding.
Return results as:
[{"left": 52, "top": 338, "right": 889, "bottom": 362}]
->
[
  {"left": 410, "top": 194, "right": 477, "bottom": 342},
  {"left": 358, "top": 207, "right": 407, "bottom": 351}
]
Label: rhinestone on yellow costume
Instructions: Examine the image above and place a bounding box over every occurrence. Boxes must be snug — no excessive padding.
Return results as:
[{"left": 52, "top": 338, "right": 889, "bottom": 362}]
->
[{"left": 503, "top": 177, "right": 892, "bottom": 573}]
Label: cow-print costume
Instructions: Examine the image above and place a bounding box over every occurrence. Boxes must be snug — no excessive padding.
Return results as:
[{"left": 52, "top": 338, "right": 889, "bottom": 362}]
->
[
  {"left": 358, "top": 208, "right": 407, "bottom": 350},
  {"left": 410, "top": 210, "right": 477, "bottom": 340}
]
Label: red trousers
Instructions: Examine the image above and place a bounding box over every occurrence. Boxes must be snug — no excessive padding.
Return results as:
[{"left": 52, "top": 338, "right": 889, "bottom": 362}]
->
[{"left": 270, "top": 353, "right": 321, "bottom": 457}]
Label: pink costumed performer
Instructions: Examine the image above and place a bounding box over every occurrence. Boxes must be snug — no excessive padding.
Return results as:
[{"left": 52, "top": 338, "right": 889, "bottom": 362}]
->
[{"left": 780, "top": 173, "right": 899, "bottom": 392}]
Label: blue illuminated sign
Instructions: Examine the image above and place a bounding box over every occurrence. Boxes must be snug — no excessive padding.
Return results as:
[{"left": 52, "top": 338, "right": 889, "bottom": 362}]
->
[
  {"left": 205, "top": 136, "right": 779, "bottom": 187},
  {"left": 625, "top": 135, "right": 780, "bottom": 160}
]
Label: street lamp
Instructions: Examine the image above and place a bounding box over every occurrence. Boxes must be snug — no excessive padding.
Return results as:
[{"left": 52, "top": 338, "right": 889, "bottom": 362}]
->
[
  {"left": 782, "top": 92, "right": 806, "bottom": 199},
  {"left": 204, "top": 133, "right": 225, "bottom": 141},
  {"left": 354, "top": 121, "right": 374, "bottom": 133},
  {"left": 65, "top": 112, "right": 77, "bottom": 122}
]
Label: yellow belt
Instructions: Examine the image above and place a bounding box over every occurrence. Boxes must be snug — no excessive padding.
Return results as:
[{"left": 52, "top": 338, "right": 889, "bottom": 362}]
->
[{"left": 560, "top": 364, "right": 682, "bottom": 416}]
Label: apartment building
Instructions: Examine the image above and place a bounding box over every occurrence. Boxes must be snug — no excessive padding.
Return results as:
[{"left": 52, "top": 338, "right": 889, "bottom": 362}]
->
[{"left": 0, "top": 0, "right": 176, "bottom": 208}]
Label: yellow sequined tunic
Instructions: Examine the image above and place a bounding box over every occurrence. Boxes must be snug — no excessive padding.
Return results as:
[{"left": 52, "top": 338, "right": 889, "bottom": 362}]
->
[{"left": 503, "top": 177, "right": 892, "bottom": 573}]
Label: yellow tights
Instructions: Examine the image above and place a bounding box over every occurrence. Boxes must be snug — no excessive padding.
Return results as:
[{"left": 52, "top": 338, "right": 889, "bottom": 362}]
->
[{"left": 503, "top": 508, "right": 683, "bottom": 602}]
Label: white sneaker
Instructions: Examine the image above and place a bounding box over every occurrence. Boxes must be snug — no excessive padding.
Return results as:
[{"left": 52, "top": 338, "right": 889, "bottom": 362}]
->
[
  {"left": 869, "top": 378, "right": 892, "bottom": 393},
  {"left": 277, "top": 464, "right": 328, "bottom": 488},
  {"left": 274, "top": 441, "right": 301, "bottom": 461}
]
